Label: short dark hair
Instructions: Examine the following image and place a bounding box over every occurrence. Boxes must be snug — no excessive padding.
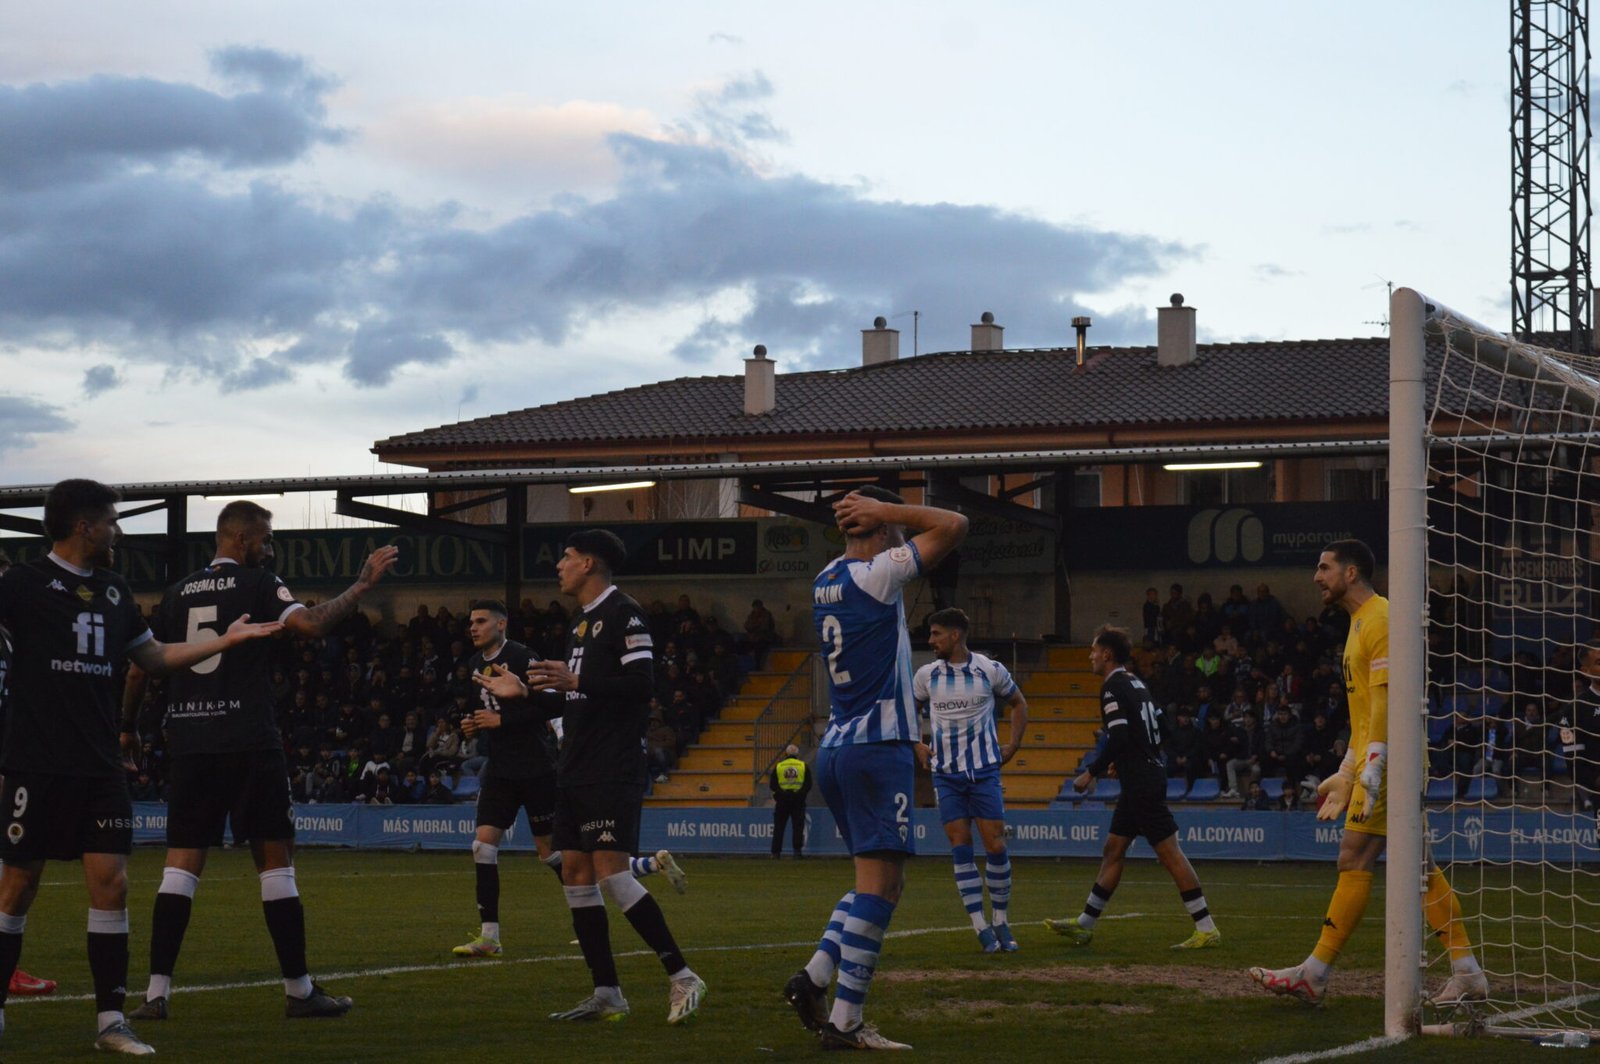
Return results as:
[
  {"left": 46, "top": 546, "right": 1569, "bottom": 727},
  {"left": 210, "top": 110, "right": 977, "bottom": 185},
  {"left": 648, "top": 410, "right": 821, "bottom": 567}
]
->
[
  {"left": 1093, "top": 624, "right": 1133, "bottom": 664},
  {"left": 927, "top": 607, "right": 970, "bottom": 633},
  {"left": 469, "top": 599, "right": 508, "bottom": 617},
  {"left": 1324, "top": 538, "right": 1375, "bottom": 583},
  {"left": 217, "top": 499, "right": 273, "bottom": 538},
  {"left": 42, "top": 479, "right": 120, "bottom": 541},
  {"left": 564, "top": 528, "right": 627, "bottom": 574},
  {"left": 855, "top": 484, "right": 904, "bottom": 505}
]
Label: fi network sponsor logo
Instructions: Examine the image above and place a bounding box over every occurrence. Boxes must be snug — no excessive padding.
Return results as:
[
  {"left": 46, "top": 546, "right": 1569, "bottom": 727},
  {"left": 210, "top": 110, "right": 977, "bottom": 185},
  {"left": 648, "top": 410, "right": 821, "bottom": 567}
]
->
[{"left": 1187, "top": 508, "right": 1264, "bottom": 563}]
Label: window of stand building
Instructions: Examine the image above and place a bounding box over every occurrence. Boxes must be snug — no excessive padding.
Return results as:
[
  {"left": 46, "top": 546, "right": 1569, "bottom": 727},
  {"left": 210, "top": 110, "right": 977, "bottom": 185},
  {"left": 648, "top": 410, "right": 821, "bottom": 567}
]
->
[
  {"left": 1325, "top": 459, "right": 1388, "bottom": 503},
  {"left": 1180, "top": 465, "right": 1273, "bottom": 507}
]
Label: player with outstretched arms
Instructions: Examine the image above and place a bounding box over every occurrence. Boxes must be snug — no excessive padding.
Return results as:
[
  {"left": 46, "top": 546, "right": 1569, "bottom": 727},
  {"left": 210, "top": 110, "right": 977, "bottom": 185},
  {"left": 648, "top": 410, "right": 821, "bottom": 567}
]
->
[
  {"left": 128, "top": 500, "right": 398, "bottom": 1023},
  {"left": 0, "top": 480, "right": 283, "bottom": 1056},
  {"left": 783, "top": 486, "right": 967, "bottom": 1051},
  {"left": 1249, "top": 538, "right": 1486, "bottom": 1007},
  {"left": 913, "top": 607, "right": 1028, "bottom": 954}
]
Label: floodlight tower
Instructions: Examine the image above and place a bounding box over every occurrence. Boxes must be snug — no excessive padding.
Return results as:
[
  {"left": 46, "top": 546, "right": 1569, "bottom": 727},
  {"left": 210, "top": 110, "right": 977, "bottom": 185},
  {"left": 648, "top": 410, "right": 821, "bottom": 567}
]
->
[{"left": 1511, "top": 0, "right": 1592, "bottom": 351}]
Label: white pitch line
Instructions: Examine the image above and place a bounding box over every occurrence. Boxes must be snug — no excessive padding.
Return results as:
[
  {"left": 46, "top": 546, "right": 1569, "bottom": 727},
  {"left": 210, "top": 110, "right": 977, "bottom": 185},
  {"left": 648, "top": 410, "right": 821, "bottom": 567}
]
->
[
  {"left": 12, "top": 925, "right": 979, "bottom": 1006},
  {"left": 1253, "top": 1035, "right": 1406, "bottom": 1063}
]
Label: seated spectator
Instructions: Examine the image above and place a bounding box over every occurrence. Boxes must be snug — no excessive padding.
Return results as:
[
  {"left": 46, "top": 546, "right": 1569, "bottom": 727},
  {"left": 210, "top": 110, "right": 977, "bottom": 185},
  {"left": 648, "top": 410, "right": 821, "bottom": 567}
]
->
[
  {"left": 1163, "top": 705, "right": 1204, "bottom": 788},
  {"left": 359, "top": 766, "right": 397, "bottom": 804},
  {"left": 420, "top": 770, "right": 455, "bottom": 804},
  {"left": 397, "top": 769, "right": 426, "bottom": 803},
  {"left": 1161, "top": 583, "right": 1194, "bottom": 647},
  {"left": 130, "top": 771, "right": 162, "bottom": 802},
  {"left": 419, "top": 716, "right": 463, "bottom": 780},
  {"left": 1203, "top": 713, "right": 1245, "bottom": 795},
  {"left": 1510, "top": 699, "right": 1556, "bottom": 780},
  {"left": 743, "top": 597, "right": 779, "bottom": 665},
  {"left": 1222, "top": 687, "right": 1252, "bottom": 725},
  {"left": 311, "top": 765, "right": 346, "bottom": 803},
  {"left": 646, "top": 706, "right": 679, "bottom": 781},
  {"left": 360, "top": 749, "right": 393, "bottom": 781},
  {"left": 394, "top": 709, "right": 428, "bottom": 775},
  {"left": 458, "top": 733, "right": 484, "bottom": 778},
  {"left": 1262, "top": 703, "right": 1304, "bottom": 798},
  {"left": 1213, "top": 624, "right": 1240, "bottom": 658},
  {"left": 1140, "top": 587, "right": 1161, "bottom": 646},
  {"left": 1191, "top": 683, "right": 1218, "bottom": 726},
  {"left": 1297, "top": 710, "right": 1341, "bottom": 797},
  {"left": 368, "top": 712, "right": 402, "bottom": 763},
  {"left": 1241, "top": 779, "right": 1274, "bottom": 811}
]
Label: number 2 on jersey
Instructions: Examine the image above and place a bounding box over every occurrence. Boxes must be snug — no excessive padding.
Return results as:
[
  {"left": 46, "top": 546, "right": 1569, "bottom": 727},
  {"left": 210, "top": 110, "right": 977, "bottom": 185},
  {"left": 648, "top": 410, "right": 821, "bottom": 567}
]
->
[{"left": 821, "top": 614, "right": 852, "bottom": 684}]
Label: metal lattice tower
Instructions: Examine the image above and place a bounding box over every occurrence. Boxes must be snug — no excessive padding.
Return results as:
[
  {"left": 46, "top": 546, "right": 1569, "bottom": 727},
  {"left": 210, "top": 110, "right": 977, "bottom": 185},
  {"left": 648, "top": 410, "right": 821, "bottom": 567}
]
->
[{"left": 1511, "top": 0, "right": 1592, "bottom": 351}]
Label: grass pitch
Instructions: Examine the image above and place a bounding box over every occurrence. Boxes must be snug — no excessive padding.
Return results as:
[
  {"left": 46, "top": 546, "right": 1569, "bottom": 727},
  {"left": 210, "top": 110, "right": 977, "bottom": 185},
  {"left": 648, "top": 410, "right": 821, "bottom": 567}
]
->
[{"left": 0, "top": 849, "right": 1572, "bottom": 1061}]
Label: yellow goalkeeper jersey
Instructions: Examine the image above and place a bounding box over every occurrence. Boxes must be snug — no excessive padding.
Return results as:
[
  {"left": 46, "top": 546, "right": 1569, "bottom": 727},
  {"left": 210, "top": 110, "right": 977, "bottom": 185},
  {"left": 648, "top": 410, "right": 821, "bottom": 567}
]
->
[{"left": 1343, "top": 593, "right": 1389, "bottom": 756}]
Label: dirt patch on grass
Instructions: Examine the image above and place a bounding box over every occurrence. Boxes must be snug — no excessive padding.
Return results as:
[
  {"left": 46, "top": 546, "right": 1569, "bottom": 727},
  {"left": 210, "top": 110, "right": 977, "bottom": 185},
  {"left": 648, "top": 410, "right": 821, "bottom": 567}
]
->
[
  {"left": 902, "top": 999, "right": 1155, "bottom": 1022},
  {"left": 880, "top": 963, "right": 1386, "bottom": 1000}
]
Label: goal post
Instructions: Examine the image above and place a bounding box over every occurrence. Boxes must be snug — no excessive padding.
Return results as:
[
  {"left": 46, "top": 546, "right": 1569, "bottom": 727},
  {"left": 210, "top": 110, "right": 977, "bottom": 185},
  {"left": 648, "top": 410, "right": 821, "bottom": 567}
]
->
[
  {"left": 1388, "top": 287, "right": 1428, "bottom": 1039},
  {"left": 1390, "top": 286, "right": 1600, "bottom": 1044}
]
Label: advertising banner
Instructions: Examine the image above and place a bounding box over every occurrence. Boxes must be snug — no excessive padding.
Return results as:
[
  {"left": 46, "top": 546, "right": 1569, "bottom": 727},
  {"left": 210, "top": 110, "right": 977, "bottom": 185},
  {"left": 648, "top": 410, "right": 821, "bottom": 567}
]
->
[
  {"left": 129, "top": 804, "right": 1599, "bottom": 863},
  {"left": 1066, "top": 502, "right": 1387, "bottom": 571}
]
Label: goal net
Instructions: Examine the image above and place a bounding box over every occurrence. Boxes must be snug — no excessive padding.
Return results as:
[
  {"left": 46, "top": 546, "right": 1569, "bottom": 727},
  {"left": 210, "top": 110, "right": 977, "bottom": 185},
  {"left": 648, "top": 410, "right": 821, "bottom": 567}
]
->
[{"left": 1391, "top": 288, "right": 1600, "bottom": 1043}]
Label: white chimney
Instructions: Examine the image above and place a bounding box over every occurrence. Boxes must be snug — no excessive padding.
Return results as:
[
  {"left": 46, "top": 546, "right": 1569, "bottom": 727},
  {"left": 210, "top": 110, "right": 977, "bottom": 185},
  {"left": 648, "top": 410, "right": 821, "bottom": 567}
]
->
[
  {"left": 862, "top": 316, "right": 899, "bottom": 365},
  {"left": 971, "top": 311, "right": 1004, "bottom": 352},
  {"left": 1157, "top": 293, "right": 1196, "bottom": 366},
  {"left": 744, "top": 344, "right": 775, "bottom": 415}
]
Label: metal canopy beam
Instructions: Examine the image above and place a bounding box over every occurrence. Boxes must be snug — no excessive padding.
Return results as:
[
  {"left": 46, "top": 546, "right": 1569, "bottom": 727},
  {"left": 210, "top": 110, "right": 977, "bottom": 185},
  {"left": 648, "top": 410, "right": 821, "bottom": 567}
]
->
[
  {"left": 736, "top": 484, "right": 833, "bottom": 525},
  {"left": 0, "top": 438, "right": 1399, "bottom": 508},
  {"left": 925, "top": 471, "right": 1062, "bottom": 532},
  {"left": 334, "top": 492, "right": 506, "bottom": 544}
]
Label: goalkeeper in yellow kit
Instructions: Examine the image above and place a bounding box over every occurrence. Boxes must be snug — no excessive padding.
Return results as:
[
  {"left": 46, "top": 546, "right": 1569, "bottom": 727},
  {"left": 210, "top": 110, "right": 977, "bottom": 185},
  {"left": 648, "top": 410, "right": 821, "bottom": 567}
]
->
[{"left": 1249, "top": 539, "right": 1487, "bottom": 1007}]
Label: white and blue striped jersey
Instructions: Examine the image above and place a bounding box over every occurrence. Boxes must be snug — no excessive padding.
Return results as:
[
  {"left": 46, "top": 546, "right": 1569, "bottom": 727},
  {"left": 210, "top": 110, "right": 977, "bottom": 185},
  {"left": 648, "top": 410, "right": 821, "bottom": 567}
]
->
[
  {"left": 813, "top": 542, "right": 924, "bottom": 747},
  {"left": 914, "top": 653, "right": 1018, "bottom": 774}
]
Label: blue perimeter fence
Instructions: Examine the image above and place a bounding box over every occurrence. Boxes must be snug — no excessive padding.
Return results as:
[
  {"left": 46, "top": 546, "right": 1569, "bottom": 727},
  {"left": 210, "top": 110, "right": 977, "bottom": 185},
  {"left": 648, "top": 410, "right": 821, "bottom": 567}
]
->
[{"left": 129, "top": 804, "right": 1599, "bottom": 863}]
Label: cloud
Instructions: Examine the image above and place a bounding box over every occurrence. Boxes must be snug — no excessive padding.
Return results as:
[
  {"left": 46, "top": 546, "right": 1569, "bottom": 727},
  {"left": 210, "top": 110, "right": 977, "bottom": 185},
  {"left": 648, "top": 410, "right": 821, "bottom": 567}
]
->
[
  {"left": 0, "top": 59, "right": 1192, "bottom": 394},
  {"left": 82, "top": 363, "right": 121, "bottom": 396},
  {"left": 1254, "top": 263, "right": 1302, "bottom": 280},
  {"left": 708, "top": 32, "right": 744, "bottom": 45},
  {"left": 0, "top": 396, "right": 72, "bottom": 454},
  {"left": 0, "top": 48, "right": 343, "bottom": 190},
  {"left": 366, "top": 97, "right": 658, "bottom": 193}
]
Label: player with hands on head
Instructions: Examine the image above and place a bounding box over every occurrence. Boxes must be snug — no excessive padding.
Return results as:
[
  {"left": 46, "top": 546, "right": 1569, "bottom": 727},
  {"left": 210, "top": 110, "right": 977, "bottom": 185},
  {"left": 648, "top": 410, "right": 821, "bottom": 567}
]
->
[
  {"left": 128, "top": 501, "right": 397, "bottom": 1025},
  {"left": 0, "top": 480, "right": 284, "bottom": 1056},
  {"left": 782, "top": 485, "right": 967, "bottom": 1051},
  {"left": 1249, "top": 539, "right": 1486, "bottom": 1008}
]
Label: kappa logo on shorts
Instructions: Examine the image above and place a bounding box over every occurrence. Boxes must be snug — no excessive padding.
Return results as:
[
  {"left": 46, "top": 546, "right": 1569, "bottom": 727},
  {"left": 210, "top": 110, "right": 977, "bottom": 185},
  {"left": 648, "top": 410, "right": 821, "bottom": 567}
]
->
[{"left": 597, "top": 831, "right": 617, "bottom": 843}]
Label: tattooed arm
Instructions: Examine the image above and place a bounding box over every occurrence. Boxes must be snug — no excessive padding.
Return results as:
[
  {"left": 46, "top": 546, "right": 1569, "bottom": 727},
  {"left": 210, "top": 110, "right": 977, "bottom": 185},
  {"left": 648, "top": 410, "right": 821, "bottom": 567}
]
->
[{"left": 283, "top": 545, "right": 400, "bottom": 638}]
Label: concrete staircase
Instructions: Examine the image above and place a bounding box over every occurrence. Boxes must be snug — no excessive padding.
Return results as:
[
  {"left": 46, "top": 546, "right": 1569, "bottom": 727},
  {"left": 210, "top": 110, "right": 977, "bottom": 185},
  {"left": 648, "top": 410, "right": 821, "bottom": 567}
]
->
[
  {"left": 1000, "top": 645, "right": 1101, "bottom": 810},
  {"left": 646, "top": 649, "right": 812, "bottom": 808}
]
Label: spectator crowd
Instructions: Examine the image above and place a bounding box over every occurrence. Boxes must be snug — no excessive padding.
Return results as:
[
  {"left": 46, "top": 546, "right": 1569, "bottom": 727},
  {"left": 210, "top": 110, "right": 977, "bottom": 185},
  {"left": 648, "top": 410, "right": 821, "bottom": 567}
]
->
[{"left": 124, "top": 593, "right": 780, "bottom": 804}]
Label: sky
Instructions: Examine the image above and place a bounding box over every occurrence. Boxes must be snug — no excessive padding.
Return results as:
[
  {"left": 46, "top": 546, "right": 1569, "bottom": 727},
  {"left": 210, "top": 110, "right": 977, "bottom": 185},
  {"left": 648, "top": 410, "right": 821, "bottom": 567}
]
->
[{"left": 0, "top": 1, "right": 1534, "bottom": 527}]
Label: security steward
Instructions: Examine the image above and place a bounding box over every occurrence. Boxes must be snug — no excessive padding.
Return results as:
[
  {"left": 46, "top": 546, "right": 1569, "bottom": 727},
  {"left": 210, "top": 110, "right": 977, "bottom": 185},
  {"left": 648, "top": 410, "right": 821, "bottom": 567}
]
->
[{"left": 769, "top": 744, "right": 813, "bottom": 858}]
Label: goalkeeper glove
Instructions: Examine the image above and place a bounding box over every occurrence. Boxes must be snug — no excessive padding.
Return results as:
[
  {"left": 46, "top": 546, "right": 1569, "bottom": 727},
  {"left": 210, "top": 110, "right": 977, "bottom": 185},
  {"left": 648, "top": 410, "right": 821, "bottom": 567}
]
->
[
  {"left": 1359, "top": 741, "right": 1387, "bottom": 796},
  {"left": 1316, "top": 771, "right": 1354, "bottom": 821}
]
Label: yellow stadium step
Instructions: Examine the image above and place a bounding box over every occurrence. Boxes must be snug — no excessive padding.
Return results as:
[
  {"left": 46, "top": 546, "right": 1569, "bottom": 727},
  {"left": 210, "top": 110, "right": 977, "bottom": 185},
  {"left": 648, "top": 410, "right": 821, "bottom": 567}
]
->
[
  {"left": 1004, "top": 747, "right": 1087, "bottom": 774},
  {"left": 1020, "top": 670, "right": 1100, "bottom": 696},
  {"left": 697, "top": 721, "right": 758, "bottom": 746},
  {"left": 765, "top": 649, "right": 811, "bottom": 673},
  {"left": 717, "top": 698, "right": 768, "bottom": 723},
  {"left": 738, "top": 672, "right": 792, "bottom": 698},
  {"left": 676, "top": 746, "right": 756, "bottom": 773},
  {"left": 1005, "top": 719, "right": 1101, "bottom": 748},
  {"left": 1001, "top": 773, "right": 1075, "bottom": 803},
  {"left": 1044, "top": 645, "right": 1092, "bottom": 670},
  {"left": 648, "top": 772, "right": 757, "bottom": 802},
  {"left": 647, "top": 797, "right": 751, "bottom": 808}
]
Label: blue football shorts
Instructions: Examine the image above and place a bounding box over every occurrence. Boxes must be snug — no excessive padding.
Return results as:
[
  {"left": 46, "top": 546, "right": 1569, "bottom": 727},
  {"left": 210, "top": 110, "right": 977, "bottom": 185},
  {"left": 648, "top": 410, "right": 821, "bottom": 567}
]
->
[
  {"left": 817, "top": 741, "right": 916, "bottom": 857},
  {"left": 932, "top": 765, "right": 1006, "bottom": 824}
]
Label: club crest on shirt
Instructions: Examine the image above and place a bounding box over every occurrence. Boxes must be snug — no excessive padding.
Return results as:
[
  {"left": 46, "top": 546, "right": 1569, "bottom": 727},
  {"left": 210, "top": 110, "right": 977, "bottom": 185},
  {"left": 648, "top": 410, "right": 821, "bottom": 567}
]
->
[
  {"left": 592, "top": 621, "right": 604, "bottom": 636},
  {"left": 277, "top": 584, "right": 295, "bottom": 603},
  {"left": 106, "top": 585, "right": 121, "bottom": 606},
  {"left": 576, "top": 620, "right": 588, "bottom": 640},
  {"left": 888, "top": 546, "right": 912, "bottom": 564},
  {"left": 76, "top": 585, "right": 94, "bottom": 603}
]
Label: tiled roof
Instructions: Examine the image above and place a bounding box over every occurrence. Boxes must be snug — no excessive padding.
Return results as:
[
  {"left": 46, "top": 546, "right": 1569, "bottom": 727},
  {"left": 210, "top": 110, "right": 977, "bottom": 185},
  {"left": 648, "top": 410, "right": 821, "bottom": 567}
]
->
[{"left": 373, "top": 338, "right": 1401, "bottom": 455}]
